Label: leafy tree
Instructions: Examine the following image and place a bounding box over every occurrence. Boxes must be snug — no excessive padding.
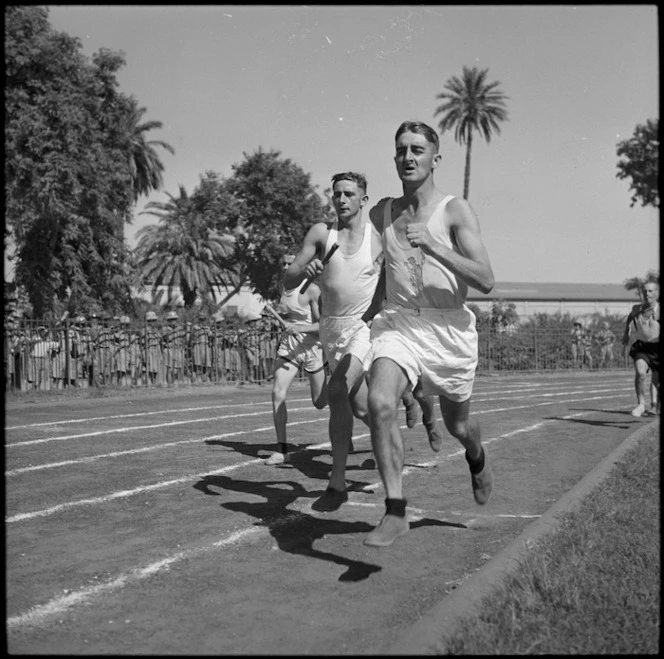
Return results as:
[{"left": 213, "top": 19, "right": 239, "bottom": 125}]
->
[
  {"left": 5, "top": 6, "right": 172, "bottom": 319},
  {"left": 616, "top": 118, "right": 659, "bottom": 208},
  {"left": 124, "top": 98, "right": 175, "bottom": 204},
  {"left": 490, "top": 299, "right": 519, "bottom": 332},
  {"left": 434, "top": 66, "right": 509, "bottom": 200},
  {"left": 135, "top": 183, "right": 234, "bottom": 309},
  {"left": 221, "top": 148, "right": 329, "bottom": 302}
]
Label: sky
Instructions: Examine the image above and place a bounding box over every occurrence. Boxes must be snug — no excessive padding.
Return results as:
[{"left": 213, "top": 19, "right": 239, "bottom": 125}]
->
[{"left": 43, "top": 4, "right": 659, "bottom": 285}]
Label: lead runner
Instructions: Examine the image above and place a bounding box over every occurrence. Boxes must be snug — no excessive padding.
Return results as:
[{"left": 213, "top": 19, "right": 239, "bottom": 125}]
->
[{"left": 364, "top": 120, "right": 496, "bottom": 547}]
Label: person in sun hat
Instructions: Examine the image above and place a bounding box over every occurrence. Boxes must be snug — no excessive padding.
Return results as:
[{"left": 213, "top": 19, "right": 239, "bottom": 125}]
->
[
  {"left": 114, "top": 316, "right": 132, "bottom": 387},
  {"left": 191, "top": 310, "right": 212, "bottom": 384},
  {"left": 143, "top": 310, "right": 162, "bottom": 386},
  {"left": 29, "top": 325, "right": 59, "bottom": 390},
  {"left": 263, "top": 254, "right": 328, "bottom": 466},
  {"left": 162, "top": 310, "right": 185, "bottom": 385}
]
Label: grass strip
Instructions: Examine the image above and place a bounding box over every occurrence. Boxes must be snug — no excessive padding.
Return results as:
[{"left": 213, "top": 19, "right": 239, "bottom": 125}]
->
[{"left": 437, "top": 424, "right": 660, "bottom": 655}]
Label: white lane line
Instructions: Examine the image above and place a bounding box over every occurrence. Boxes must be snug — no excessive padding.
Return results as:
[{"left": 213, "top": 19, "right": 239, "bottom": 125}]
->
[
  {"left": 5, "top": 414, "right": 325, "bottom": 477},
  {"left": 6, "top": 525, "right": 265, "bottom": 630},
  {"left": 472, "top": 385, "right": 631, "bottom": 401},
  {"left": 340, "top": 501, "right": 540, "bottom": 519},
  {"left": 354, "top": 405, "right": 626, "bottom": 493},
  {"left": 5, "top": 399, "right": 294, "bottom": 431},
  {"left": 6, "top": 407, "right": 305, "bottom": 448},
  {"left": 473, "top": 391, "right": 631, "bottom": 415}
]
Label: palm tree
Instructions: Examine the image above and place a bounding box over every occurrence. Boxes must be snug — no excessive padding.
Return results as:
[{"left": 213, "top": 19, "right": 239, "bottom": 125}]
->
[
  {"left": 623, "top": 276, "right": 644, "bottom": 302},
  {"left": 135, "top": 185, "right": 234, "bottom": 309},
  {"left": 125, "top": 99, "right": 175, "bottom": 203},
  {"left": 434, "top": 66, "right": 509, "bottom": 200}
]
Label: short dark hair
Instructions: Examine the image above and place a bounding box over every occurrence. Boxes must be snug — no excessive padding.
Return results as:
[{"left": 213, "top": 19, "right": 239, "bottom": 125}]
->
[
  {"left": 395, "top": 120, "right": 440, "bottom": 152},
  {"left": 331, "top": 171, "right": 367, "bottom": 194}
]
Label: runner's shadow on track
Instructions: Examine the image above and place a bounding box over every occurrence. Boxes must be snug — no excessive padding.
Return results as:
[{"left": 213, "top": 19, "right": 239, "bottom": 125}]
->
[
  {"left": 570, "top": 407, "right": 653, "bottom": 419},
  {"left": 205, "top": 440, "right": 342, "bottom": 481},
  {"left": 192, "top": 474, "right": 382, "bottom": 582},
  {"left": 205, "top": 438, "right": 309, "bottom": 460},
  {"left": 544, "top": 414, "right": 637, "bottom": 430},
  {"left": 410, "top": 518, "right": 468, "bottom": 531}
]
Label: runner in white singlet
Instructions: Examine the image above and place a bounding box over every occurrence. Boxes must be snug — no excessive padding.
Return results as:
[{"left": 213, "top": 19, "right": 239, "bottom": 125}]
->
[
  {"left": 283, "top": 173, "right": 382, "bottom": 511},
  {"left": 265, "top": 256, "right": 328, "bottom": 466},
  {"left": 364, "top": 121, "right": 496, "bottom": 548}
]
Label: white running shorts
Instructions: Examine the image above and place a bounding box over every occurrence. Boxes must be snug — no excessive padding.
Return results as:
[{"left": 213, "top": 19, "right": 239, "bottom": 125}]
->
[
  {"left": 276, "top": 333, "right": 325, "bottom": 373},
  {"left": 364, "top": 305, "right": 478, "bottom": 402},
  {"left": 319, "top": 314, "right": 372, "bottom": 373}
]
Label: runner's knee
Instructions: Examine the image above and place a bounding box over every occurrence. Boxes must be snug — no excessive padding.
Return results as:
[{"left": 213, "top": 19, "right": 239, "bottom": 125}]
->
[{"left": 367, "top": 388, "right": 397, "bottom": 426}]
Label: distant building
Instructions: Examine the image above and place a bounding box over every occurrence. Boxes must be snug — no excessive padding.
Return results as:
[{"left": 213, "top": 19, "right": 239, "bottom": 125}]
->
[
  {"left": 134, "top": 284, "right": 266, "bottom": 321},
  {"left": 467, "top": 282, "right": 640, "bottom": 319}
]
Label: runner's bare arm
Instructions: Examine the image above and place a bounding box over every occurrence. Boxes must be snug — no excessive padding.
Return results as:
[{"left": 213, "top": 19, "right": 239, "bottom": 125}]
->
[{"left": 283, "top": 223, "right": 328, "bottom": 290}]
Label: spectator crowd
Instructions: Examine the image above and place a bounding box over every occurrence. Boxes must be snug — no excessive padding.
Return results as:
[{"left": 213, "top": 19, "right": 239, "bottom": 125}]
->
[{"left": 4, "top": 310, "right": 281, "bottom": 391}]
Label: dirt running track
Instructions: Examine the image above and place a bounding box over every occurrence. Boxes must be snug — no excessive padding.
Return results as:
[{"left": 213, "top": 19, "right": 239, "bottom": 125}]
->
[{"left": 5, "top": 371, "right": 652, "bottom": 654}]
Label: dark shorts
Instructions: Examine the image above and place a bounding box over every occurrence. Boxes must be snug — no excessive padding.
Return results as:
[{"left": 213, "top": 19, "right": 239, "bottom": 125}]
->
[{"left": 629, "top": 340, "right": 659, "bottom": 372}]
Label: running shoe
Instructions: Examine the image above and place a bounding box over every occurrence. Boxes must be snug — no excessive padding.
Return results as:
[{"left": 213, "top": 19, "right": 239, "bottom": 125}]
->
[
  {"left": 264, "top": 452, "right": 290, "bottom": 465},
  {"left": 404, "top": 395, "right": 418, "bottom": 428},
  {"left": 631, "top": 404, "right": 645, "bottom": 418},
  {"left": 312, "top": 487, "right": 348, "bottom": 512},
  {"left": 469, "top": 447, "right": 493, "bottom": 505},
  {"left": 423, "top": 418, "right": 443, "bottom": 452},
  {"left": 364, "top": 514, "right": 409, "bottom": 547}
]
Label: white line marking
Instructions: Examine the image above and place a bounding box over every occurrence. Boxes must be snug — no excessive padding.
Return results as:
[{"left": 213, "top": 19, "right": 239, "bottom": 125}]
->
[
  {"left": 6, "top": 526, "right": 265, "bottom": 630},
  {"left": 6, "top": 406, "right": 315, "bottom": 448},
  {"left": 356, "top": 407, "right": 618, "bottom": 493},
  {"left": 5, "top": 415, "right": 325, "bottom": 477},
  {"left": 5, "top": 399, "right": 296, "bottom": 431}
]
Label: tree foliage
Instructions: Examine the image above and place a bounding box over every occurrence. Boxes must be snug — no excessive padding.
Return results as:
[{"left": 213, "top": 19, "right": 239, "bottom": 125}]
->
[
  {"left": 4, "top": 6, "right": 173, "bottom": 319},
  {"left": 222, "top": 148, "right": 329, "bottom": 301},
  {"left": 434, "top": 66, "right": 509, "bottom": 200},
  {"left": 135, "top": 182, "right": 234, "bottom": 309},
  {"left": 124, "top": 98, "right": 175, "bottom": 204},
  {"left": 616, "top": 118, "right": 659, "bottom": 208}
]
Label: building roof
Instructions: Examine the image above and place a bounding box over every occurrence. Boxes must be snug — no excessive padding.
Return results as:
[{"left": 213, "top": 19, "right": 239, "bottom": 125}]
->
[{"left": 467, "top": 282, "right": 641, "bottom": 303}]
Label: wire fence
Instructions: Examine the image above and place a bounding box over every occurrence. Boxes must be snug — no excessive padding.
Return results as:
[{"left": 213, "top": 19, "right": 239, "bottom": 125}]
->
[{"left": 4, "top": 319, "right": 631, "bottom": 394}]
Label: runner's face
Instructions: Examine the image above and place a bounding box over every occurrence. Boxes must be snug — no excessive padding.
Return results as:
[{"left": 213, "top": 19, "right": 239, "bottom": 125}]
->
[
  {"left": 332, "top": 180, "right": 367, "bottom": 220},
  {"left": 644, "top": 285, "right": 659, "bottom": 304},
  {"left": 394, "top": 131, "right": 440, "bottom": 182}
]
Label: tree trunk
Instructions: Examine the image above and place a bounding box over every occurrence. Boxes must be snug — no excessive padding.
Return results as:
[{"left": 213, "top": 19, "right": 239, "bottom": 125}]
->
[{"left": 463, "top": 131, "right": 473, "bottom": 200}]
